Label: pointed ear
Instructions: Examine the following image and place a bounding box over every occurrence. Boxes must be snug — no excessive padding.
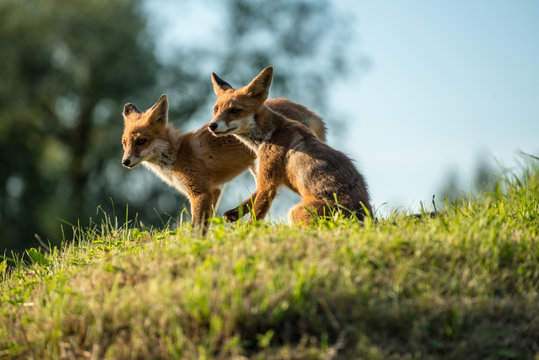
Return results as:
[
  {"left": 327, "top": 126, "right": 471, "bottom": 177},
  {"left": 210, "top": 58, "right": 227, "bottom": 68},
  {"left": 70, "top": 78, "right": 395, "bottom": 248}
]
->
[
  {"left": 244, "top": 67, "right": 273, "bottom": 100},
  {"left": 147, "top": 94, "right": 168, "bottom": 126},
  {"left": 123, "top": 103, "right": 141, "bottom": 118},
  {"left": 211, "top": 72, "right": 233, "bottom": 96}
]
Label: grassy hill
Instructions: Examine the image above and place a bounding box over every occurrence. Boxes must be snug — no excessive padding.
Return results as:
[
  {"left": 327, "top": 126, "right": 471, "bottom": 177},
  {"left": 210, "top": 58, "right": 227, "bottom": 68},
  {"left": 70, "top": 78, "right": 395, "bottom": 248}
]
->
[{"left": 1, "top": 162, "right": 537, "bottom": 359}]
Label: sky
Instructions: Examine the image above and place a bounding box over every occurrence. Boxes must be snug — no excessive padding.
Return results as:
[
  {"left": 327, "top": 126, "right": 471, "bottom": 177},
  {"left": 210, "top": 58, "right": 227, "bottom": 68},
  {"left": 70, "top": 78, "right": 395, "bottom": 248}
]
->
[
  {"left": 146, "top": 0, "right": 539, "bottom": 218},
  {"left": 338, "top": 1, "right": 539, "bottom": 213}
]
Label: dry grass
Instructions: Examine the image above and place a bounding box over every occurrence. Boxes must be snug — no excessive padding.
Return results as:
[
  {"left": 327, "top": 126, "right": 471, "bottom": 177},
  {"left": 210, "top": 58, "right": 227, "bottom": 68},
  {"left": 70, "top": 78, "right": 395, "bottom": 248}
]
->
[{"left": 1, "top": 162, "right": 538, "bottom": 359}]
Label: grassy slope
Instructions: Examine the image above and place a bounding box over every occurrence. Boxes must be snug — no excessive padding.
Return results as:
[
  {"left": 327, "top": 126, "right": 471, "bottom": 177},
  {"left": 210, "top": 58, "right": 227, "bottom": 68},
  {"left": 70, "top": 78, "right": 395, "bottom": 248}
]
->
[{"left": 1, "top": 165, "right": 538, "bottom": 359}]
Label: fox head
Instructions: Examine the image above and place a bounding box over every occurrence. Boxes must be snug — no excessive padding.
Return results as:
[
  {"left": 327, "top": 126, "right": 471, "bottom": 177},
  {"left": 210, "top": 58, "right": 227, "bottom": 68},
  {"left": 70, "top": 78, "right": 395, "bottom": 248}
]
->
[
  {"left": 121, "top": 94, "right": 169, "bottom": 168},
  {"left": 208, "top": 66, "right": 273, "bottom": 136}
]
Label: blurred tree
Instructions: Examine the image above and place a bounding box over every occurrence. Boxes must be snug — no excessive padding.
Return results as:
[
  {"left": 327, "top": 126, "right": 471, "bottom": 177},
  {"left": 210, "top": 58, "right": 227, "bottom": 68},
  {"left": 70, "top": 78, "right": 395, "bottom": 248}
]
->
[
  {"left": 0, "top": 0, "right": 358, "bottom": 254},
  {"left": 0, "top": 0, "right": 158, "bottom": 253},
  {"left": 154, "top": 0, "right": 357, "bottom": 126},
  {"left": 212, "top": 0, "right": 353, "bottom": 111}
]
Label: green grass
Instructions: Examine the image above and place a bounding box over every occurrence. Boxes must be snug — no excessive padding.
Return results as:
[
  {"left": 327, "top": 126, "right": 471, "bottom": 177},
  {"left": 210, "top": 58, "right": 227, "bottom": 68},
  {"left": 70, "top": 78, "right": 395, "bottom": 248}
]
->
[{"left": 1, "top": 162, "right": 538, "bottom": 359}]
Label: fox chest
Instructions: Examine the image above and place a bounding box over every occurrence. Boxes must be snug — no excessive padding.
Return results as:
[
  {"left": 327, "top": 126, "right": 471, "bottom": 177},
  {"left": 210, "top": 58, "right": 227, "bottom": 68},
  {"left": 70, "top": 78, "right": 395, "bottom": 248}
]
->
[{"left": 143, "top": 162, "right": 190, "bottom": 197}]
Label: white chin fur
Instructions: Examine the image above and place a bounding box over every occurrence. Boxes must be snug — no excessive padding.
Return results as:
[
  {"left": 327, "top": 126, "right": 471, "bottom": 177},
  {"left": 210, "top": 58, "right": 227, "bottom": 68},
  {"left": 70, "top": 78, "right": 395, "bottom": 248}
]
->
[{"left": 213, "top": 115, "right": 255, "bottom": 135}]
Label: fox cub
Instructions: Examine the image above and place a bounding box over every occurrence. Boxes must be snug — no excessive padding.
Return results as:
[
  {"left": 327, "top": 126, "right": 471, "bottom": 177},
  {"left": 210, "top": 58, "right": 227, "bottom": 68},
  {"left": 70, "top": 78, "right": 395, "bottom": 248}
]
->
[
  {"left": 121, "top": 94, "right": 326, "bottom": 230},
  {"left": 209, "top": 67, "right": 372, "bottom": 224}
]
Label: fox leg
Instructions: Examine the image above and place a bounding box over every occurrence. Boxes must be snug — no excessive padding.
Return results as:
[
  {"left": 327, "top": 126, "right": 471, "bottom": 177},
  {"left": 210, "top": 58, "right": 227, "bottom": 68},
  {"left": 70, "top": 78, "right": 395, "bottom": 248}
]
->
[
  {"left": 289, "top": 199, "right": 369, "bottom": 224},
  {"left": 223, "top": 190, "right": 257, "bottom": 222},
  {"left": 211, "top": 188, "right": 221, "bottom": 215},
  {"left": 248, "top": 187, "right": 277, "bottom": 223},
  {"left": 190, "top": 192, "right": 214, "bottom": 232},
  {"left": 288, "top": 199, "right": 332, "bottom": 225}
]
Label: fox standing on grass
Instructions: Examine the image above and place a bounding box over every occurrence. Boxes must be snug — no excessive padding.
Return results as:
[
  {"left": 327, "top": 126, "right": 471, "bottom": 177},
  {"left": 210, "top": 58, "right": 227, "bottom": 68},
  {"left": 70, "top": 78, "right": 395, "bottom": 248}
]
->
[
  {"left": 209, "top": 66, "right": 372, "bottom": 224},
  {"left": 121, "top": 93, "right": 326, "bottom": 230}
]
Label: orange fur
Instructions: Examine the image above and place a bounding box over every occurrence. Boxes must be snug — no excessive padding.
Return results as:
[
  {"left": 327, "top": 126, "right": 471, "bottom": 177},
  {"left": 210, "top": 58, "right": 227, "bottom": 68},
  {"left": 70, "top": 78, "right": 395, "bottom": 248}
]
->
[
  {"left": 209, "top": 67, "right": 372, "bottom": 224},
  {"left": 121, "top": 94, "right": 326, "bottom": 231}
]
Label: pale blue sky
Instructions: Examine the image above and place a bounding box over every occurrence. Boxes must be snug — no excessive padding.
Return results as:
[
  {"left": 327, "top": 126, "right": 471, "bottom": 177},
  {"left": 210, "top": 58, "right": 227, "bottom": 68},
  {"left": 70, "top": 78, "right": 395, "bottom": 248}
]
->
[
  {"left": 146, "top": 0, "right": 539, "bottom": 217},
  {"left": 337, "top": 0, "right": 539, "bottom": 212}
]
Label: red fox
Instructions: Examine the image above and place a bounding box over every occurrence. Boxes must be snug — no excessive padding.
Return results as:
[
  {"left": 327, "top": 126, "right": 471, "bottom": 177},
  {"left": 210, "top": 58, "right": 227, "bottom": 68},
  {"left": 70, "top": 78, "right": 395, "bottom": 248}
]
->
[
  {"left": 208, "top": 67, "right": 372, "bottom": 224},
  {"left": 121, "top": 94, "right": 326, "bottom": 230}
]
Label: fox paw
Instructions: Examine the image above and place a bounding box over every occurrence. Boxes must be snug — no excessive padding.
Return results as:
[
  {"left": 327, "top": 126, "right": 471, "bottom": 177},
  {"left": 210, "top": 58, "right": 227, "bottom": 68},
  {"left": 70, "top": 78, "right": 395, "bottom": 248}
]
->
[{"left": 223, "top": 209, "right": 239, "bottom": 222}]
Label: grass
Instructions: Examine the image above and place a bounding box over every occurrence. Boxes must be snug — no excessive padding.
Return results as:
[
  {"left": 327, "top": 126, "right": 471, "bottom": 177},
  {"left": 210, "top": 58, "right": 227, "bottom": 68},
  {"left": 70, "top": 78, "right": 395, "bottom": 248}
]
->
[{"left": 0, "top": 161, "right": 538, "bottom": 359}]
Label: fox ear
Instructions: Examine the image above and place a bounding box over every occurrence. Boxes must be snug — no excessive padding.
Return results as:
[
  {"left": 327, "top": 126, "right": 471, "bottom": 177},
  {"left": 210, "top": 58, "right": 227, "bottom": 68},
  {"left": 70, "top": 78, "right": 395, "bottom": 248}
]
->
[
  {"left": 123, "top": 103, "right": 141, "bottom": 118},
  {"left": 148, "top": 94, "right": 168, "bottom": 126},
  {"left": 211, "top": 73, "right": 232, "bottom": 95},
  {"left": 244, "top": 66, "right": 273, "bottom": 100}
]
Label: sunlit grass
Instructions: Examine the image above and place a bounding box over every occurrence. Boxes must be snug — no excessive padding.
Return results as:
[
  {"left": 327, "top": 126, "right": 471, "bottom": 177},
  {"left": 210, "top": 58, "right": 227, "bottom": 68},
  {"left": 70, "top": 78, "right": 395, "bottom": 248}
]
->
[{"left": 1, "top": 161, "right": 537, "bottom": 359}]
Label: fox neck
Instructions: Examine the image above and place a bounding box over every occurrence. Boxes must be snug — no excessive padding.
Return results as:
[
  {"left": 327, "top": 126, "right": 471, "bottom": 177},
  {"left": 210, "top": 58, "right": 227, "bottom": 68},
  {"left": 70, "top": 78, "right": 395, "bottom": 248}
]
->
[
  {"left": 235, "top": 105, "right": 276, "bottom": 152},
  {"left": 143, "top": 124, "right": 180, "bottom": 169}
]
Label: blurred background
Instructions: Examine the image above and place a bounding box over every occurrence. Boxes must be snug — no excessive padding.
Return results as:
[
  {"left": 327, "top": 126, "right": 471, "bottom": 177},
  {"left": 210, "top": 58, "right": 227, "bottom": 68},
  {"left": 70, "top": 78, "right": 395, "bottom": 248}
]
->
[{"left": 1, "top": 0, "right": 538, "bottom": 254}]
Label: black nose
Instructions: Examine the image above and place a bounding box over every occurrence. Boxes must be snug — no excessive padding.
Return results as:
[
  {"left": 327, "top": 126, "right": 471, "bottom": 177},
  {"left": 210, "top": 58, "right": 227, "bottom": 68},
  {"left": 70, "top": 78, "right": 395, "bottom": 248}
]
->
[
  {"left": 208, "top": 122, "right": 218, "bottom": 131},
  {"left": 122, "top": 159, "right": 131, "bottom": 167}
]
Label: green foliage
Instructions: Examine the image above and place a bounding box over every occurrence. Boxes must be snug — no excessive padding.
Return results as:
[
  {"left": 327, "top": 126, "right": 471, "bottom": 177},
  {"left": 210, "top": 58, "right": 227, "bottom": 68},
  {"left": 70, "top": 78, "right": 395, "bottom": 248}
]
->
[
  {"left": 0, "top": 165, "right": 537, "bottom": 359},
  {"left": 0, "top": 0, "right": 158, "bottom": 253},
  {"left": 26, "top": 248, "right": 50, "bottom": 267}
]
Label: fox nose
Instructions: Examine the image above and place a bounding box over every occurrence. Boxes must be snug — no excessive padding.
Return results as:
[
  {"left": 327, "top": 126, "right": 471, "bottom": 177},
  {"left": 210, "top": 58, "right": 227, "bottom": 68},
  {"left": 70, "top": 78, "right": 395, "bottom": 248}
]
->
[
  {"left": 208, "top": 122, "right": 218, "bottom": 132},
  {"left": 122, "top": 158, "right": 131, "bottom": 167}
]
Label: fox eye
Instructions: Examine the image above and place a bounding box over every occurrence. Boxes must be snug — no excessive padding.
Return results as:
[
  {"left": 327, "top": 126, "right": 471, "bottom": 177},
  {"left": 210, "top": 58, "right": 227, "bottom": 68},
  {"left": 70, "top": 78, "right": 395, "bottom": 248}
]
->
[
  {"left": 213, "top": 106, "right": 218, "bottom": 113},
  {"left": 135, "top": 139, "right": 147, "bottom": 146},
  {"left": 230, "top": 108, "right": 242, "bottom": 114},
  {"left": 121, "top": 140, "right": 126, "bottom": 148}
]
